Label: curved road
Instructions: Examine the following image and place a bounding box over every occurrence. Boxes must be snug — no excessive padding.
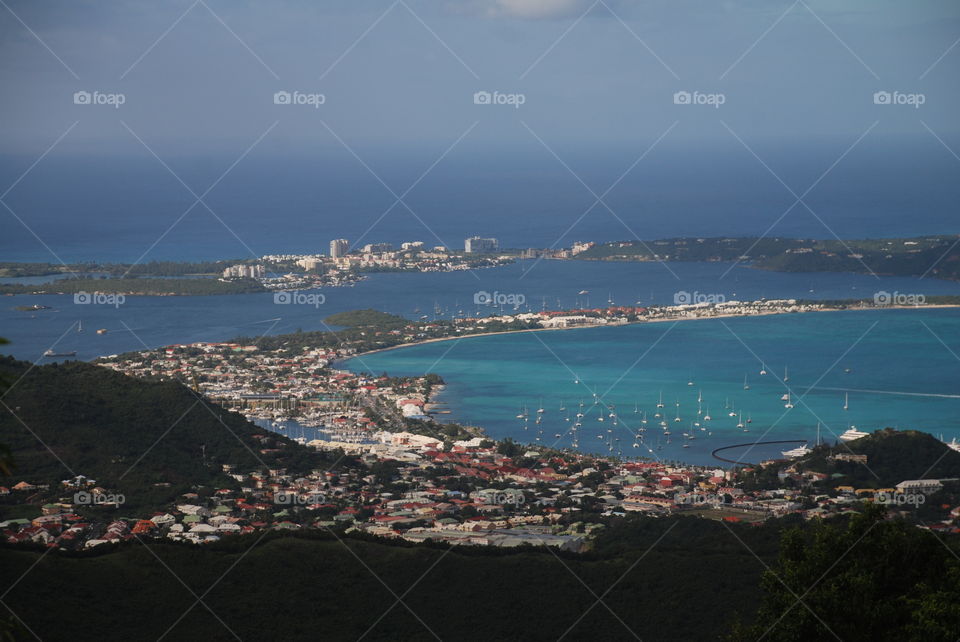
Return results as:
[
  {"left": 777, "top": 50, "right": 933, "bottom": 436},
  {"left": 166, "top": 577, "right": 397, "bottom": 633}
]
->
[{"left": 712, "top": 439, "right": 807, "bottom": 465}]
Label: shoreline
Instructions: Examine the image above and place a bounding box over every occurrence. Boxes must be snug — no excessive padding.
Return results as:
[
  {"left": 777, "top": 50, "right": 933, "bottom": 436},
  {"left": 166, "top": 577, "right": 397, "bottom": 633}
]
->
[{"left": 341, "top": 303, "right": 960, "bottom": 363}]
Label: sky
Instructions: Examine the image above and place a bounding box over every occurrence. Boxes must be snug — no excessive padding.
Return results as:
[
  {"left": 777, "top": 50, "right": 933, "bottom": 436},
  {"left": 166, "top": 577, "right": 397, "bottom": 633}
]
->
[{"left": 0, "top": 0, "right": 958, "bottom": 157}]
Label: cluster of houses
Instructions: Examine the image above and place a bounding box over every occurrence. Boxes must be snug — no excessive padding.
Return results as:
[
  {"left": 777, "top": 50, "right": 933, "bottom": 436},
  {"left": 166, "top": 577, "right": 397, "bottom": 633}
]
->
[{"left": 6, "top": 434, "right": 957, "bottom": 551}]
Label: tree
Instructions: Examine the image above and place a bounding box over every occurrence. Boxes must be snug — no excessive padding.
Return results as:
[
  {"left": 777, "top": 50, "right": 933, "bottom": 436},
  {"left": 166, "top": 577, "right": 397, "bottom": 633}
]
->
[{"left": 730, "top": 505, "right": 960, "bottom": 641}]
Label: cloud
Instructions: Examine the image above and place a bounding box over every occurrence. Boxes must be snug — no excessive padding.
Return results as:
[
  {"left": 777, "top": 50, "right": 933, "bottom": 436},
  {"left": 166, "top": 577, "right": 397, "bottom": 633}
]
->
[{"left": 491, "top": 0, "right": 588, "bottom": 19}]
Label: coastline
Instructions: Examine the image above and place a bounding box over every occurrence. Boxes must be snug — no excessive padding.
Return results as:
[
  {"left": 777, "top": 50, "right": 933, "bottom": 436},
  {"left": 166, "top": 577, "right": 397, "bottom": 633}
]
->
[{"left": 341, "top": 303, "right": 960, "bottom": 363}]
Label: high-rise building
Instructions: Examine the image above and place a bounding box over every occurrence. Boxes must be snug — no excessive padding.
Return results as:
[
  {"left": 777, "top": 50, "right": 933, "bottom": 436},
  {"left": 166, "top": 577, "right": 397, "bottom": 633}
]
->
[
  {"left": 465, "top": 237, "right": 498, "bottom": 253},
  {"left": 330, "top": 239, "right": 349, "bottom": 258}
]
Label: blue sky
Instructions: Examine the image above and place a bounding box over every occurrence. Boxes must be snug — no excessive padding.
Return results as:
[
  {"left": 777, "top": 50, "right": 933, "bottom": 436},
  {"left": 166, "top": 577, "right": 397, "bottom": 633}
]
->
[{"left": 1, "top": 0, "right": 958, "bottom": 156}]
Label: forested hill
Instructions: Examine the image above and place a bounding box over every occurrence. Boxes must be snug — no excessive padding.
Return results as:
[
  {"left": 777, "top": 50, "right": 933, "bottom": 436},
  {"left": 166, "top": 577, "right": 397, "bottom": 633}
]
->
[
  {"left": 0, "top": 357, "right": 341, "bottom": 511},
  {"left": 575, "top": 236, "right": 960, "bottom": 280}
]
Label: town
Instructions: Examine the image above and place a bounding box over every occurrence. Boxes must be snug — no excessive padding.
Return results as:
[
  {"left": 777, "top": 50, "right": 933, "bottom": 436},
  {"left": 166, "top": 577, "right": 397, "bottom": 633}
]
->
[{"left": 3, "top": 300, "right": 958, "bottom": 552}]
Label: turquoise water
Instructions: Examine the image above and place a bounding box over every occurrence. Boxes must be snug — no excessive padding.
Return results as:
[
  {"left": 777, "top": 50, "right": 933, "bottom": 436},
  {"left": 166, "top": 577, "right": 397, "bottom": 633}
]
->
[{"left": 344, "top": 309, "right": 960, "bottom": 466}]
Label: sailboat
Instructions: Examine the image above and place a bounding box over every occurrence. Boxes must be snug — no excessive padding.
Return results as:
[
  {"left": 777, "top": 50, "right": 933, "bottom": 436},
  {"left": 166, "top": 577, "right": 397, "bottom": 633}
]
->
[
  {"left": 656, "top": 391, "right": 664, "bottom": 409},
  {"left": 737, "top": 411, "right": 744, "bottom": 429},
  {"left": 783, "top": 366, "right": 789, "bottom": 382},
  {"left": 843, "top": 393, "right": 849, "bottom": 411},
  {"left": 743, "top": 374, "right": 750, "bottom": 390},
  {"left": 559, "top": 399, "right": 566, "bottom": 411},
  {"left": 77, "top": 320, "right": 83, "bottom": 333},
  {"left": 784, "top": 393, "right": 794, "bottom": 409},
  {"left": 537, "top": 399, "right": 545, "bottom": 414}
]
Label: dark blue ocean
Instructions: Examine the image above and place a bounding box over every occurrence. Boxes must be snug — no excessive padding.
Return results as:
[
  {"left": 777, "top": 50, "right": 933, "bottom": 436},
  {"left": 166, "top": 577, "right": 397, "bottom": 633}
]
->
[{"left": 2, "top": 144, "right": 959, "bottom": 464}]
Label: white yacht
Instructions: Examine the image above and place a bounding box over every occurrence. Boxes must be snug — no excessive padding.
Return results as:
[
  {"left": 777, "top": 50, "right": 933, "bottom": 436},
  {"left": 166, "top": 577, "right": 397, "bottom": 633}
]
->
[
  {"left": 782, "top": 444, "right": 811, "bottom": 458},
  {"left": 839, "top": 426, "right": 869, "bottom": 442}
]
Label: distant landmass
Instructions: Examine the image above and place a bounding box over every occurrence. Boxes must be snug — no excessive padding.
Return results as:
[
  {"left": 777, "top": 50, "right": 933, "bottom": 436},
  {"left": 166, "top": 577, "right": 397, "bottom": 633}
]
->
[{"left": 573, "top": 235, "right": 960, "bottom": 280}]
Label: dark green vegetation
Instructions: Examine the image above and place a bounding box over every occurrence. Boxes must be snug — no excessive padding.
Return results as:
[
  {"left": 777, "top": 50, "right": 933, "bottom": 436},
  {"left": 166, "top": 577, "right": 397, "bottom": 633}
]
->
[
  {"left": 0, "top": 277, "right": 265, "bottom": 296},
  {"left": 234, "top": 309, "right": 541, "bottom": 355},
  {"left": 577, "top": 235, "right": 960, "bottom": 280},
  {"left": 729, "top": 507, "right": 960, "bottom": 641},
  {"left": 740, "top": 429, "right": 960, "bottom": 491},
  {"left": 0, "top": 259, "right": 245, "bottom": 279},
  {"left": 0, "top": 348, "right": 957, "bottom": 639},
  {"left": 0, "top": 516, "right": 779, "bottom": 641},
  {"left": 0, "top": 357, "right": 345, "bottom": 515},
  {"left": 1, "top": 509, "right": 956, "bottom": 640}
]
